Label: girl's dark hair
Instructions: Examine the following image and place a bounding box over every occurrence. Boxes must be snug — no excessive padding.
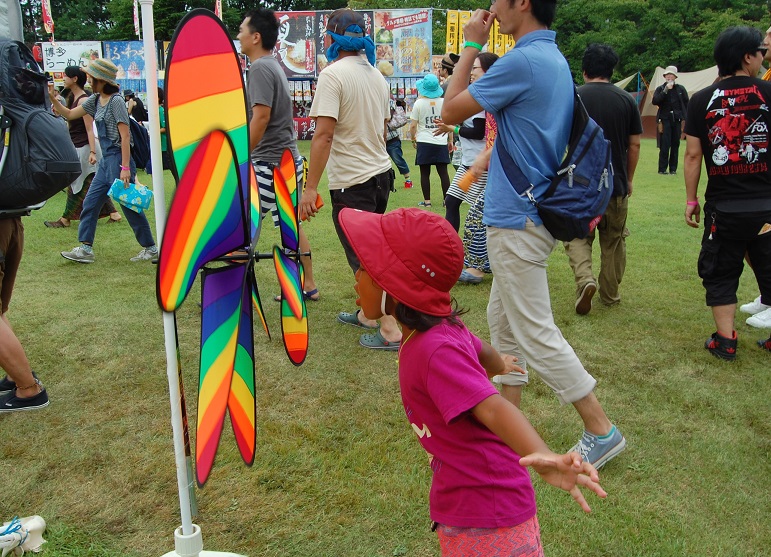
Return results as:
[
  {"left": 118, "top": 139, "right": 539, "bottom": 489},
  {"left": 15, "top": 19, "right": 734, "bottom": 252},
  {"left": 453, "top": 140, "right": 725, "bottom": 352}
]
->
[
  {"left": 64, "top": 65, "right": 88, "bottom": 108},
  {"left": 476, "top": 52, "right": 499, "bottom": 73},
  {"left": 157, "top": 86, "right": 165, "bottom": 104},
  {"left": 103, "top": 82, "right": 120, "bottom": 95},
  {"left": 394, "top": 299, "right": 467, "bottom": 332}
]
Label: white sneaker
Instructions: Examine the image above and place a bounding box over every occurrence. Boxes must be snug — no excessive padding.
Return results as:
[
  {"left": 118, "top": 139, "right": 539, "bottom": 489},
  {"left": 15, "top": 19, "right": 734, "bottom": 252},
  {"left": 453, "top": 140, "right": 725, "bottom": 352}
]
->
[
  {"left": 746, "top": 307, "right": 771, "bottom": 329},
  {"left": 61, "top": 245, "right": 94, "bottom": 263},
  {"left": 739, "top": 295, "right": 769, "bottom": 315},
  {"left": 130, "top": 246, "right": 158, "bottom": 262}
]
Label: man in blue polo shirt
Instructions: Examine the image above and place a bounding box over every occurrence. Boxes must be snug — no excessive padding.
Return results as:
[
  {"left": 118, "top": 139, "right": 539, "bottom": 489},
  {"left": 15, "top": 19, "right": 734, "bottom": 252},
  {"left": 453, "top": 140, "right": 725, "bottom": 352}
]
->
[{"left": 442, "top": 0, "right": 625, "bottom": 469}]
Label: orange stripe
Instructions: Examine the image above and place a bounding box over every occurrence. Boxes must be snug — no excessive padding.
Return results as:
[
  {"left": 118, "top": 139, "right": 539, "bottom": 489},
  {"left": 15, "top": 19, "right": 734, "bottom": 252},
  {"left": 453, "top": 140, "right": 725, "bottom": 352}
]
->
[{"left": 167, "top": 53, "right": 244, "bottom": 107}]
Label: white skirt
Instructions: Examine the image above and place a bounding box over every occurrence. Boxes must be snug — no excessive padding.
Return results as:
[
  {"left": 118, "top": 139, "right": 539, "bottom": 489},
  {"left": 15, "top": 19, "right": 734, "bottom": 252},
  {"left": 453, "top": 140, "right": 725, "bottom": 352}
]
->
[{"left": 70, "top": 142, "right": 101, "bottom": 194}]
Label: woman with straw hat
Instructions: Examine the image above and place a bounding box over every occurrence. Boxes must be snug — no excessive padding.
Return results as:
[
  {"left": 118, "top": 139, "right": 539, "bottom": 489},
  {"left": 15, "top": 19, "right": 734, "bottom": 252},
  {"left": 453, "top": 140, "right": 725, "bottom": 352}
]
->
[{"left": 48, "top": 58, "right": 157, "bottom": 264}]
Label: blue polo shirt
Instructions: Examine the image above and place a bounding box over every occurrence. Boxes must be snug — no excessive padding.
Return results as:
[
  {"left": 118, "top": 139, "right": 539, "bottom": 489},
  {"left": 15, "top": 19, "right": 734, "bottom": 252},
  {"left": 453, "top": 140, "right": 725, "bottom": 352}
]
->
[{"left": 468, "top": 30, "right": 573, "bottom": 229}]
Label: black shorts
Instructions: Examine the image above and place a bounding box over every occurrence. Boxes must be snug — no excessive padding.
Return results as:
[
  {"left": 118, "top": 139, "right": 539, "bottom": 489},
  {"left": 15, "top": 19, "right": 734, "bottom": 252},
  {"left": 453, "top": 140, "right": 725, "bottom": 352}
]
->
[{"left": 698, "top": 204, "right": 771, "bottom": 307}]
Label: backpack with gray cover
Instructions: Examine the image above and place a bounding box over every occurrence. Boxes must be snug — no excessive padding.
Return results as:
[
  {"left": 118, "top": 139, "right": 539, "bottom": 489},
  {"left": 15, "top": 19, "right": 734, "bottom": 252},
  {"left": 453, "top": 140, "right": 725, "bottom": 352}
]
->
[{"left": 0, "top": 38, "right": 81, "bottom": 209}]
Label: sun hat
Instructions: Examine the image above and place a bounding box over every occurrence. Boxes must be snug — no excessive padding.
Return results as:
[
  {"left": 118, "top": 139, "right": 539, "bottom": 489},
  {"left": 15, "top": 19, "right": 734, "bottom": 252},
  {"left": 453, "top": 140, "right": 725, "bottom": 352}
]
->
[
  {"left": 85, "top": 58, "right": 119, "bottom": 87},
  {"left": 339, "top": 208, "right": 464, "bottom": 317},
  {"left": 416, "top": 74, "right": 443, "bottom": 99},
  {"left": 441, "top": 52, "right": 460, "bottom": 71},
  {"left": 327, "top": 9, "right": 365, "bottom": 37},
  {"left": 663, "top": 65, "right": 678, "bottom": 78},
  {"left": 123, "top": 89, "right": 134, "bottom": 97}
]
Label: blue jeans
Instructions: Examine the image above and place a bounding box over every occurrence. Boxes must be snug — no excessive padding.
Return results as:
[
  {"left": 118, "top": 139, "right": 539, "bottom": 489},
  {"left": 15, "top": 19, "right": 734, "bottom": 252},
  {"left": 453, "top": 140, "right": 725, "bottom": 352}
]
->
[
  {"left": 78, "top": 140, "right": 155, "bottom": 248},
  {"left": 386, "top": 137, "right": 409, "bottom": 176}
]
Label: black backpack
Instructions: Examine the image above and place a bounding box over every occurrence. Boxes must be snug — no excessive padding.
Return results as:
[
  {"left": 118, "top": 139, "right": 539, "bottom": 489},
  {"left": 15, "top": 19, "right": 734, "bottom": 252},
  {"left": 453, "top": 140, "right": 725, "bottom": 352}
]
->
[
  {"left": 129, "top": 116, "right": 151, "bottom": 171},
  {"left": 131, "top": 98, "right": 148, "bottom": 122},
  {"left": 0, "top": 38, "right": 81, "bottom": 210},
  {"left": 496, "top": 87, "right": 613, "bottom": 241}
]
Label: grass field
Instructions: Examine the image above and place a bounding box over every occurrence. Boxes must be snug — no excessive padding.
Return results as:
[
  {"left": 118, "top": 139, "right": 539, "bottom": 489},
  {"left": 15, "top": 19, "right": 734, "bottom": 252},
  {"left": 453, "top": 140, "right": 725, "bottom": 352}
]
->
[{"left": 1, "top": 139, "right": 769, "bottom": 557}]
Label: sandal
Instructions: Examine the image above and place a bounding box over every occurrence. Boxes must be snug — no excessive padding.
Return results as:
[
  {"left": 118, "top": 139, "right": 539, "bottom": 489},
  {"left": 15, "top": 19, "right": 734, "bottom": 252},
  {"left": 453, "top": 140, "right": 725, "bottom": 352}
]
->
[
  {"left": 44, "top": 220, "right": 68, "bottom": 228},
  {"left": 359, "top": 330, "right": 401, "bottom": 351},
  {"left": 337, "top": 310, "right": 378, "bottom": 329},
  {"left": 417, "top": 201, "right": 432, "bottom": 208},
  {"left": 274, "top": 289, "right": 321, "bottom": 303},
  {"left": 106, "top": 217, "right": 122, "bottom": 224}
]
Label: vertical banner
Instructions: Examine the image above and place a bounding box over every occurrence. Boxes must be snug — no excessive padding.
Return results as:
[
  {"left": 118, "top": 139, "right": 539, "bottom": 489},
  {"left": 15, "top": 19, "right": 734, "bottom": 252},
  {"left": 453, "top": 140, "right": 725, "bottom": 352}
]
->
[
  {"left": 445, "top": 10, "right": 459, "bottom": 55},
  {"left": 133, "top": 0, "right": 141, "bottom": 38},
  {"left": 41, "top": 41, "right": 102, "bottom": 88},
  {"left": 458, "top": 11, "right": 471, "bottom": 45},
  {"left": 374, "top": 9, "right": 432, "bottom": 78},
  {"left": 274, "top": 12, "right": 316, "bottom": 77},
  {"left": 103, "top": 41, "right": 147, "bottom": 100},
  {"left": 214, "top": 0, "right": 223, "bottom": 19},
  {"left": 41, "top": 0, "right": 55, "bottom": 36}
]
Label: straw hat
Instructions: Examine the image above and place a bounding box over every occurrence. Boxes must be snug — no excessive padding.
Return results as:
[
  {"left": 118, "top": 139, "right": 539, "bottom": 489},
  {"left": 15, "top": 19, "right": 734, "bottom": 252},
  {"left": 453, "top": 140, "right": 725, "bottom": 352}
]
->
[{"left": 85, "top": 59, "right": 119, "bottom": 86}]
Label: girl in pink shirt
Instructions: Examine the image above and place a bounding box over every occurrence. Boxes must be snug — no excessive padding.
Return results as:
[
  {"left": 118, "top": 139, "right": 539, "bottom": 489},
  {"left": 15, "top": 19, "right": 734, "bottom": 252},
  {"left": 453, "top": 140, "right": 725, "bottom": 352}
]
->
[{"left": 338, "top": 207, "right": 607, "bottom": 556}]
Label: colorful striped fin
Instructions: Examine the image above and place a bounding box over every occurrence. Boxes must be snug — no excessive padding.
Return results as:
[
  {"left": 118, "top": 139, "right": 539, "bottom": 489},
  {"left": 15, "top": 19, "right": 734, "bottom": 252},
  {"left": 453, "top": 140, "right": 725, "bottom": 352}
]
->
[
  {"left": 248, "top": 165, "right": 262, "bottom": 252},
  {"left": 197, "top": 264, "right": 245, "bottom": 486},
  {"left": 249, "top": 264, "right": 270, "bottom": 339},
  {"left": 273, "top": 246, "right": 308, "bottom": 366},
  {"left": 227, "top": 265, "right": 256, "bottom": 468},
  {"left": 157, "top": 130, "right": 246, "bottom": 312},
  {"left": 273, "top": 149, "right": 300, "bottom": 253}
]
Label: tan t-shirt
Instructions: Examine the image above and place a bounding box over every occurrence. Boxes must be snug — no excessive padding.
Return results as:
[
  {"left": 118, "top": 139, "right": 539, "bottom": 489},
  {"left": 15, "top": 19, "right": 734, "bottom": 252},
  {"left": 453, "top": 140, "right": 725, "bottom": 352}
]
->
[{"left": 309, "top": 54, "right": 392, "bottom": 189}]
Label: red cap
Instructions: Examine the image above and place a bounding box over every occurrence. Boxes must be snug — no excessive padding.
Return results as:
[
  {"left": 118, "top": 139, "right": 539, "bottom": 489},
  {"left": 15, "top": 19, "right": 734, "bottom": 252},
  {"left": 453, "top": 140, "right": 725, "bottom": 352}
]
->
[{"left": 339, "top": 208, "right": 463, "bottom": 316}]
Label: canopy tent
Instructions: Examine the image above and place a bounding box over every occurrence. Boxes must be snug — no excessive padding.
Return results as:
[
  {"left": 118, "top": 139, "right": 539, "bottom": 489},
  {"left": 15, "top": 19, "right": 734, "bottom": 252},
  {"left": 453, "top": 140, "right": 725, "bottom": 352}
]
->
[
  {"left": 640, "top": 65, "right": 719, "bottom": 117},
  {"left": 614, "top": 73, "right": 637, "bottom": 90}
]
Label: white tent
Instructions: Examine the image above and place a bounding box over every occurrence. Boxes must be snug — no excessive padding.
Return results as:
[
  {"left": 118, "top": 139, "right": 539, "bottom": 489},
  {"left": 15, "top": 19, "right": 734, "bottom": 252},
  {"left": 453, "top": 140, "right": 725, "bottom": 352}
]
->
[
  {"left": 640, "top": 65, "right": 719, "bottom": 117},
  {"left": 614, "top": 73, "right": 637, "bottom": 90}
]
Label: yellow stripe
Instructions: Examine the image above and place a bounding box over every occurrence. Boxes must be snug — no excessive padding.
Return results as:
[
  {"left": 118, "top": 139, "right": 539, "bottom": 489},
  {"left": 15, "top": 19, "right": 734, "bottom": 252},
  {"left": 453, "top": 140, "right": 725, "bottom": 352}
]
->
[
  {"left": 198, "top": 329, "right": 238, "bottom": 411},
  {"left": 168, "top": 89, "right": 246, "bottom": 153}
]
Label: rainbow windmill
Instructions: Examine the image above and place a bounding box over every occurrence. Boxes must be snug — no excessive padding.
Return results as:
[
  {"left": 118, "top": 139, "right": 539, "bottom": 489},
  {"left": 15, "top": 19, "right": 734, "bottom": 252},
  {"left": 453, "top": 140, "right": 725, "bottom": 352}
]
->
[{"left": 156, "top": 9, "right": 309, "bottom": 487}]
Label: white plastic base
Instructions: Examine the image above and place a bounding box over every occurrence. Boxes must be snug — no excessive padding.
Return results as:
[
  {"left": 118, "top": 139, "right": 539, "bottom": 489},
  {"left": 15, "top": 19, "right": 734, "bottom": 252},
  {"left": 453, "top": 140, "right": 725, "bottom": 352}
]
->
[{"left": 159, "top": 523, "right": 245, "bottom": 557}]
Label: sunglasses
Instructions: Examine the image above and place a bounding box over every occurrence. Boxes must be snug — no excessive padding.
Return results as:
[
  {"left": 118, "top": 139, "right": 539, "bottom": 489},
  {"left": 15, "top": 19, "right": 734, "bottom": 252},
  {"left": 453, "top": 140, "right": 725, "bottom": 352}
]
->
[{"left": 757, "top": 47, "right": 768, "bottom": 56}]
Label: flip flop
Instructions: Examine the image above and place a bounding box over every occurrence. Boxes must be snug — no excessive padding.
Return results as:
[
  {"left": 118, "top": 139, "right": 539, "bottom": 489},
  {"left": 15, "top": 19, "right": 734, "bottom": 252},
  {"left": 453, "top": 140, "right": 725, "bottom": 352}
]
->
[
  {"left": 457, "top": 269, "right": 483, "bottom": 284},
  {"left": 359, "top": 330, "right": 401, "bottom": 351},
  {"left": 274, "top": 289, "right": 321, "bottom": 303},
  {"left": 337, "top": 310, "right": 378, "bottom": 329}
]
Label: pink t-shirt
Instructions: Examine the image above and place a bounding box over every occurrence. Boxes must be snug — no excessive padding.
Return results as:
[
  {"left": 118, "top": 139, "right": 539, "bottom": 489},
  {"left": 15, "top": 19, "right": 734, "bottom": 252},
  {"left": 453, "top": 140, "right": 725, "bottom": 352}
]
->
[{"left": 398, "top": 321, "right": 537, "bottom": 528}]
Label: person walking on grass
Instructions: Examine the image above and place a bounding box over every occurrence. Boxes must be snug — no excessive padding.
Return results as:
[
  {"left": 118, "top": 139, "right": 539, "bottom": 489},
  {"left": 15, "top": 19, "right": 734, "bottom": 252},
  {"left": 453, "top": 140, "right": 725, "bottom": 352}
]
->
[
  {"left": 563, "top": 44, "right": 642, "bottom": 315},
  {"left": 45, "top": 65, "right": 122, "bottom": 229},
  {"left": 409, "top": 74, "right": 451, "bottom": 208},
  {"left": 385, "top": 99, "right": 413, "bottom": 189},
  {"left": 0, "top": 210, "right": 49, "bottom": 412},
  {"left": 684, "top": 26, "right": 771, "bottom": 358},
  {"left": 48, "top": 59, "right": 158, "bottom": 264},
  {"left": 737, "top": 23, "right": 771, "bottom": 330},
  {"left": 300, "top": 8, "right": 402, "bottom": 351},
  {"left": 442, "top": 0, "right": 626, "bottom": 469},
  {"left": 340, "top": 207, "right": 607, "bottom": 556},
  {"left": 238, "top": 8, "right": 319, "bottom": 302},
  {"left": 652, "top": 65, "right": 688, "bottom": 175}
]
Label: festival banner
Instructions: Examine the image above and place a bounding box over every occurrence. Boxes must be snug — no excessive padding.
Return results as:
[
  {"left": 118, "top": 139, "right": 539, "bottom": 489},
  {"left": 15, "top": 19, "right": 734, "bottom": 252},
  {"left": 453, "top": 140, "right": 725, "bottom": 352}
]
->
[
  {"left": 274, "top": 12, "right": 316, "bottom": 78},
  {"left": 445, "top": 10, "right": 512, "bottom": 57},
  {"left": 41, "top": 0, "right": 54, "bottom": 35},
  {"left": 214, "top": 0, "right": 223, "bottom": 19},
  {"left": 133, "top": 0, "right": 141, "bottom": 38},
  {"left": 41, "top": 41, "right": 102, "bottom": 88},
  {"left": 374, "top": 9, "right": 432, "bottom": 78},
  {"left": 445, "top": 10, "right": 459, "bottom": 55},
  {"left": 103, "top": 41, "right": 147, "bottom": 98}
]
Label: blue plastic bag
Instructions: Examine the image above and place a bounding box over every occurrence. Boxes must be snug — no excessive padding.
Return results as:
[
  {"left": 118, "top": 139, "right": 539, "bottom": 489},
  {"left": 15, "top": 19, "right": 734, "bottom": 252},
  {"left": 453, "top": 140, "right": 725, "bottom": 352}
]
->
[{"left": 108, "top": 179, "right": 153, "bottom": 213}]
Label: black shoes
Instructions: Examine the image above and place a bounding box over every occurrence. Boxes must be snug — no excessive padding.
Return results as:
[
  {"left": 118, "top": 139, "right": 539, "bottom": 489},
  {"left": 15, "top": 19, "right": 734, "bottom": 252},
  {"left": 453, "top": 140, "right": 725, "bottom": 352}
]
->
[{"left": 705, "top": 331, "right": 737, "bottom": 361}]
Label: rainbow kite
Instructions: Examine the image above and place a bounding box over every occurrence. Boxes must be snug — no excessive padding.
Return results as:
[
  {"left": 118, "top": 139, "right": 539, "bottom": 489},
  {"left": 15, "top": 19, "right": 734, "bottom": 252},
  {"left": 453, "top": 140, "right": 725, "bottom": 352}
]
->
[{"left": 157, "top": 10, "right": 308, "bottom": 487}]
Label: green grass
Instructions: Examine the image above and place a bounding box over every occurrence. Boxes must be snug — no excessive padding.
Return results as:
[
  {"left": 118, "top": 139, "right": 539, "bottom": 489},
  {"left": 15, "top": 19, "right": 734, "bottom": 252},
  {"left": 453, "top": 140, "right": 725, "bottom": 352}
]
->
[{"left": 1, "top": 139, "right": 769, "bottom": 556}]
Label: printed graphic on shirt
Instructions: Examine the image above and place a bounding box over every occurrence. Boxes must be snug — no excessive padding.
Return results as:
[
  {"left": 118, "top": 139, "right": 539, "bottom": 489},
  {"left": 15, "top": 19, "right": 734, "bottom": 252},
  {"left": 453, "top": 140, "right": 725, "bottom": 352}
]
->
[{"left": 705, "top": 85, "right": 769, "bottom": 173}]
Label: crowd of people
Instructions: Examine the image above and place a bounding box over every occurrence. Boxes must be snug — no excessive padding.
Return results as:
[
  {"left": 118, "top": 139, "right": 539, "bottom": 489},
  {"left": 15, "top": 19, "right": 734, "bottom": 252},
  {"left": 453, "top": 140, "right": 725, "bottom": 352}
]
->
[{"left": 2, "top": 2, "right": 770, "bottom": 555}]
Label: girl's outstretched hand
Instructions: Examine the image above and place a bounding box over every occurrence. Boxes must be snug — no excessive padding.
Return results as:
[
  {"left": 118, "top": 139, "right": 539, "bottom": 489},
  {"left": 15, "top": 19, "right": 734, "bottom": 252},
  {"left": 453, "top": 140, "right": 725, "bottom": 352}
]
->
[{"left": 519, "top": 451, "right": 607, "bottom": 513}]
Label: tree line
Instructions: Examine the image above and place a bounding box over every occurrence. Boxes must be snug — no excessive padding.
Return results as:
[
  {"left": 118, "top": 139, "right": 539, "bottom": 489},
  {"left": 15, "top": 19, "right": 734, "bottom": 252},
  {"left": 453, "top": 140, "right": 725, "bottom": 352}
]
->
[{"left": 19, "top": 0, "right": 769, "bottom": 82}]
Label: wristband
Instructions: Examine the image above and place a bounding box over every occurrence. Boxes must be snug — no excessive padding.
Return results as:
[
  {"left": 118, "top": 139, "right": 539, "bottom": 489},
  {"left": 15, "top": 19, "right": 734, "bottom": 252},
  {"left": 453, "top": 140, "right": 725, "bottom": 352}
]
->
[
  {"left": 120, "top": 165, "right": 129, "bottom": 171},
  {"left": 90, "top": 150, "right": 96, "bottom": 154},
  {"left": 686, "top": 200, "right": 699, "bottom": 206},
  {"left": 454, "top": 125, "right": 460, "bottom": 135},
  {"left": 464, "top": 41, "right": 483, "bottom": 51}
]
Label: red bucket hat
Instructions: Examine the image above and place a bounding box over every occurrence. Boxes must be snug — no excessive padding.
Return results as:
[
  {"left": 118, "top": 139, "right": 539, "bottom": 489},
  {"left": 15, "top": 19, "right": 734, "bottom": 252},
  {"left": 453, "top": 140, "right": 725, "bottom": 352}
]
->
[{"left": 339, "top": 208, "right": 463, "bottom": 317}]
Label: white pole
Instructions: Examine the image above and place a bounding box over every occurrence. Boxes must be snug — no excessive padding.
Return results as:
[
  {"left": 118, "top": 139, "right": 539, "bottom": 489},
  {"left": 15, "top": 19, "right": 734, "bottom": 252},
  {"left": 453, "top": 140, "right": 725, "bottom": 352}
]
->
[{"left": 138, "top": 0, "right": 193, "bottom": 538}]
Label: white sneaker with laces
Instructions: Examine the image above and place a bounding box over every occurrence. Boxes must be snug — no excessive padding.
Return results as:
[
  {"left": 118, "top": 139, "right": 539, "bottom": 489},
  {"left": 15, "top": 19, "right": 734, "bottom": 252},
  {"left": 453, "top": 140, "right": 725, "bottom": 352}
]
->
[
  {"left": 739, "top": 296, "right": 769, "bottom": 315},
  {"left": 61, "top": 245, "right": 94, "bottom": 263},
  {"left": 130, "top": 247, "right": 158, "bottom": 262},
  {"left": 746, "top": 307, "right": 771, "bottom": 329}
]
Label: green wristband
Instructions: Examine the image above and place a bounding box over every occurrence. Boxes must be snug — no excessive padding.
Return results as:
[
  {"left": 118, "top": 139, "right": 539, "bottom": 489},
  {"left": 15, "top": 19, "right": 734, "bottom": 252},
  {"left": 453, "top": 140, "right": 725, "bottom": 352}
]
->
[
  {"left": 454, "top": 125, "right": 460, "bottom": 135},
  {"left": 464, "top": 41, "right": 483, "bottom": 51}
]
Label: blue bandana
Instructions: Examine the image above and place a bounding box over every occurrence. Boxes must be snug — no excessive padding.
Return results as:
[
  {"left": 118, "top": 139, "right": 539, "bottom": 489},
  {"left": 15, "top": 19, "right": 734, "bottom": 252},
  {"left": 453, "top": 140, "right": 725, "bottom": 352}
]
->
[{"left": 326, "top": 29, "right": 376, "bottom": 66}]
